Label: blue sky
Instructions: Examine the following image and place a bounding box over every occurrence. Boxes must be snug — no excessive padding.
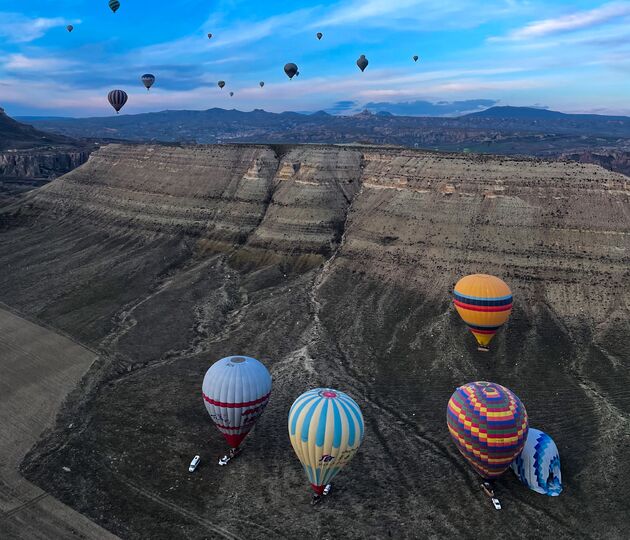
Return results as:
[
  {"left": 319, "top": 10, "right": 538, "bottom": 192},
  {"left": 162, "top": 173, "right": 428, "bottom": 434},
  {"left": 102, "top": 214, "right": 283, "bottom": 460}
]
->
[{"left": 0, "top": 0, "right": 629, "bottom": 117}]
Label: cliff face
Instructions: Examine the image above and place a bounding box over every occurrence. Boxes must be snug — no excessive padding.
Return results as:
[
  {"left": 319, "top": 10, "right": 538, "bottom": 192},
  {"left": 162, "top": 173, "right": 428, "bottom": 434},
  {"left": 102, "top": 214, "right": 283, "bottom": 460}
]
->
[
  {"left": 1, "top": 144, "right": 629, "bottom": 539},
  {"left": 0, "top": 150, "right": 89, "bottom": 179}
]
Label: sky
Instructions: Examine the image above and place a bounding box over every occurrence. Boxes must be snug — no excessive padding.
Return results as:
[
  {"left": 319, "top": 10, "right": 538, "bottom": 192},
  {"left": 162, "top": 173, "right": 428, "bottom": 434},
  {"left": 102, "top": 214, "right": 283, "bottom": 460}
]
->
[{"left": 0, "top": 0, "right": 629, "bottom": 117}]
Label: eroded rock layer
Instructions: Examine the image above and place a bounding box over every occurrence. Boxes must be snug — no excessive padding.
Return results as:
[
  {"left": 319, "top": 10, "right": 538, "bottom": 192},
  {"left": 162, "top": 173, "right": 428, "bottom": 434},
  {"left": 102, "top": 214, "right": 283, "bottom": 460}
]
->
[{"left": 0, "top": 143, "right": 629, "bottom": 539}]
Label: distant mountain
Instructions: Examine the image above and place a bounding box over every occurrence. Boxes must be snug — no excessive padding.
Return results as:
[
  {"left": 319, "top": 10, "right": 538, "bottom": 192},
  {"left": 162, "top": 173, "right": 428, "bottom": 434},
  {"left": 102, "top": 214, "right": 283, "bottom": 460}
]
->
[
  {"left": 364, "top": 99, "right": 498, "bottom": 116},
  {"left": 0, "top": 107, "right": 76, "bottom": 151},
  {"left": 464, "top": 105, "right": 629, "bottom": 122},
  {"left": 20, "top": 105, "right": 630, "bottom": 143}
]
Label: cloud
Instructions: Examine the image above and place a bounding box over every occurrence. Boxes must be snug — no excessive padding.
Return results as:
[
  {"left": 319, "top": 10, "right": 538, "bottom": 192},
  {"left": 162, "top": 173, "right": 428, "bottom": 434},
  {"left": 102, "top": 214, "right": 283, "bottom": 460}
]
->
[
  {"left": 3, "top": 53, "right": 75, "bottom": 71},
  {"left": 325, "top": 100, "right": 359, "bottom": 113},
  {"left": 493, "top": 1, "right": 630, "bottom": 41},
  {"left": 0, "top": 12, "right": 77, "bottom": 43}
]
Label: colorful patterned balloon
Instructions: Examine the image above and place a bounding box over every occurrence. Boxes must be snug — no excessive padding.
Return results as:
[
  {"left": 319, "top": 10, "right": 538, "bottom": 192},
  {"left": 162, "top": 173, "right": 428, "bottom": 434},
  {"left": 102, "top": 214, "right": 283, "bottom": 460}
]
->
[
  {"left": 511, "top": 428, "right": 562, "bottom": 496},
  {"left": 447, "top": 381, "right": 528, "bottom": 478},
  {"left": 202, "top": 356, "right": 272, "bottom": 449},
  {"left": 453, "top": 274, "right": 513, "bottom": 348},
  {"left": 288, "top": 388, "right": 364, "bottom": 495}
]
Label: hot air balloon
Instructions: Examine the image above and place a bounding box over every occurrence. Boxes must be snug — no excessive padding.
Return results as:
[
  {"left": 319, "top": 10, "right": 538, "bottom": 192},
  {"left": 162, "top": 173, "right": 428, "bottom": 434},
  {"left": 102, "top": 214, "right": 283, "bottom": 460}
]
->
[
  {"left": 259, "top": 81, "right": 265, "bottom": 88},
  {"left": 356, "top": 55, "right": 368, "bottom": 72},
  {"left": 316, "top": 32, "right": 323, "bottom": 40},
  {"left": 284, "top": 63, "right": 298, "bottom": 79},
  {"left": 511, "top": 428, "right": 562, "bottom": 496},
  {"left": 107, "top": 89, "right": 127, "bottom": 113},
  {"left": 413, "top": 55, "right": 419, "bottom": 62},
  {"left": 202, "top": 356, "right": 272, "bottom": 464},
  {"left": 109, "top": 0, "right": 120, "bottom": 13},
  {"left": 288, "top": 388, "right": 364, "bottom": 504},
  {"left": 141, "top": 74, "right": 155, "bottom": 91},
  {"left": 66, "top": 25, "right": 74, "bottom": 33},
  {"left": 453, "top": 274, "right": 513, "bottom": 351},
  {"left": 217, "top": 80, "right": 225, "bottom": 89},
  {"left": 229, "top": 91, "right": 234, "bottom": 97},
  {"left": 207, "top": 33, "right": 213, "bottom": 39},
  {"left": 447, "top": 381, "right": 528, "bottom": 479}
]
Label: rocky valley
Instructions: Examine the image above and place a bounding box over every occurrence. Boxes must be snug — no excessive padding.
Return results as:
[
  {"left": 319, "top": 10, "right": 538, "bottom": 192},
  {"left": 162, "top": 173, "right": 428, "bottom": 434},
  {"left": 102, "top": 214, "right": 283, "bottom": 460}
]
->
[{"left": 0, "top": 143, "right": 629, "bottom": 539}]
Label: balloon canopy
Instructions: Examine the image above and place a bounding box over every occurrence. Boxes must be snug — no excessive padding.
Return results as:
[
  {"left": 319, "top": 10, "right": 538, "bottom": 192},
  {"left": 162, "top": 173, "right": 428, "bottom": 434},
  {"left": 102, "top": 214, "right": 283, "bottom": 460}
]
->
[
  {"left": 109, "top": 0, "right": 120, "bottom": 13},
  {"left": 107, "top": 89, "right": 128, "bottom": 113},
  {"left": 453, "top": 274, "right": 513, "bottom": 348},
  {"left": 141, "top": 74, "right": 155, "bottom": 90},
  {"left": 511, "top": 428, "right": 562, "bottom": 496},
  {"left": 288, "top": 388, "right": 364, "bottom": 495},
  {"left": 447, "top": 381, "right": 528, "bottom": 479},
  {"left": 316, "top": 32, "right": 323, "bottom": 40},
  {"left": 217, "top": 80, "right": 225, "bottom": 89},
  {"left": 284, "top": 63, "right": 299, "bottom": 79},
  {"left": 202, "top": 356, "right": 272, "bottom": 449},
  {"left": 356, "top": 55, "right": 368, "bottom": 72}
]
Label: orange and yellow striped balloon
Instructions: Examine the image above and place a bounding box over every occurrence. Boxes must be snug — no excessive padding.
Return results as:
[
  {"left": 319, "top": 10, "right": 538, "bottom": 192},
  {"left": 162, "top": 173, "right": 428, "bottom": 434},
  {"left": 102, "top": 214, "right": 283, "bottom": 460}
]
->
[{"left": 453, "top": 274, "right": 513, "bottom": 348}]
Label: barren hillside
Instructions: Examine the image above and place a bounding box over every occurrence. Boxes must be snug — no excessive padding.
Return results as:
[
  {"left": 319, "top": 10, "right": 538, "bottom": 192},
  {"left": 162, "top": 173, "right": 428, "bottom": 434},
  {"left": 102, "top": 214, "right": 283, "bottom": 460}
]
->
[{"left": 0, "top": 143, "right": 629, "bottom": 539}]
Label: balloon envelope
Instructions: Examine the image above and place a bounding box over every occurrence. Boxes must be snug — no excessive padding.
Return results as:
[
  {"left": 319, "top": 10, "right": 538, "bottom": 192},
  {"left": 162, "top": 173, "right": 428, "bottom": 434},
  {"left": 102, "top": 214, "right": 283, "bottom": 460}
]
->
[
  {"left": 141, "top": 74, "right": 155, "bottom": 90},
  {"left": 288, "top": 388, "right": 364, "bottom": 495},
  {"left": 207, "top": 33, "right": 213, "bottom": 39},
  {"left": 259, "top": 81, "right": 265, "bottom": 87},
  {"left": 447, "top": 381, "right": 528, "bottom": 478},
  {"left": 453, "top": 274, "right": 513, "bottom": 347},
  {"left": 511, "top": 428, "right": 562, "bottom": 496},
  {"left": 218, "top": 80, "right": 225, "bottom": 89},
  {"left": 66, "top": 25, "right": 74, "bottom": 32},
  {"left": 109, "top": 0, "right": 120, "bottom": 13},
  {"left": 107, "top": 89, "right": 127, "bottom": 113},
  {"left": 316, "top": 32, "right": 323, "bottom": 40},
  {"left": 284, "top": 62, "right": 298, "bottom": 79},
  {"left": 229, "top": 91, "right": 234, "bottom": 97},
  {"left": 202, "top": 356, "right": 272, "bottom": 448},
  {"left": 356, "top": 55, "right": 368, "bottom": 72},
  {"left": 413, "top": 55, "right": 419, "bottom": 62}
]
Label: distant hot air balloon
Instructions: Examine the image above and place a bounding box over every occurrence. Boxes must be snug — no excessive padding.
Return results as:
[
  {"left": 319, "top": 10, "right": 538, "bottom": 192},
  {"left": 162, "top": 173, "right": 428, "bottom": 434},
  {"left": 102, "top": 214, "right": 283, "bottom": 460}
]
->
[
  {"left": 288, "top": 388, "right": 364, "bottom": 502},
  {"left": 229, "top": 91, "right": 234, "bottom": 97},
  {"left": 259, "top": 81, "right": 265, "bottom": 88},
  {"left": 413, "top": 55, "right": 419, "bottom": 62},
  {"left": 316, "top": 32, "right": 323, "bottom": 40},
  {"left": 447, "top": 381, "right": 528, "bottom": 479},
  {"left": 141, "top": 73, "right": 155, "bottom": 91},
  {"left": 202, "top": 356, "right": 272, "bottom": 452},
  {"left": 453, "top": 274, "right": 513, "bottom": 351},
  {"left": 66, "top": 25, "right": 74, "bottom": 33},
  {"left": 356, "top": 55, "right": 368, "bottom": 72},
  {"left": 511, "top": 428, "right": 562, "bottom": 496},
  {"left": 107, "top": 89, "right": 127, "bottom": 113},
  {"left": 207, "top": 33, "right": 213, "bottom": 39},
  {"left": 284, "top": 62, "right": 298, "bottom": 79},
  {"left": 218, "top": 80, "right": 225, "bottom": 89},
  {"left": 109, "top": 0, "right": 120, "bottom": 13}
]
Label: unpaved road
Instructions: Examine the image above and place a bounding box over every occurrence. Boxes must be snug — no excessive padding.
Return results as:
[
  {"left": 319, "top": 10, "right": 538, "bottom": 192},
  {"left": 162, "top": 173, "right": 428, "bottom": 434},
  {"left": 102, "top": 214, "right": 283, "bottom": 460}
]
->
[{"left": 0, "top": 306, "right": 117, "bottom": 539}]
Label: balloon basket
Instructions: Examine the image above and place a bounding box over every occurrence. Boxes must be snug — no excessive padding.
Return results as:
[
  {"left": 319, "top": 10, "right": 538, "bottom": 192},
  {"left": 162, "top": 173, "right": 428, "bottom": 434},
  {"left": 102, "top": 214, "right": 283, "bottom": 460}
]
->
[{"left": 218, "top": 446, "right": 242, "bottom": 466}]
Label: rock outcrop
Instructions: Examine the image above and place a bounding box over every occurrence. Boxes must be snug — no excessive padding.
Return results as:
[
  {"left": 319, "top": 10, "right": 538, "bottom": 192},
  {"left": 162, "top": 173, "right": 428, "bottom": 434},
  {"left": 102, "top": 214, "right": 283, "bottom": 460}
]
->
[
  {"left": 1, "top": 143, "right": 629, "bottom": 539},
  {"left": 0, "top": 149, "right": 89, "bottom": 179}
]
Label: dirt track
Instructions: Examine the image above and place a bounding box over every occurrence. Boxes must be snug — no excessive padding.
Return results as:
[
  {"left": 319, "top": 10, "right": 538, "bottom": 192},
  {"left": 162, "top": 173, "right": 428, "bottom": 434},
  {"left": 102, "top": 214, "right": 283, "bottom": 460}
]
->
[{"left": 0, "top": 305, "right": 117, "bottom": 539}]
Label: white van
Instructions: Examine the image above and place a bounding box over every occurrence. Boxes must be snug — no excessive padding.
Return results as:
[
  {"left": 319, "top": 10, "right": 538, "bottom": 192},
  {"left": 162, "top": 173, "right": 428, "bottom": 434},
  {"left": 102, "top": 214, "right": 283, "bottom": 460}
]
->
[{"left": 189, "top": 455, "right": 200, "bottom": 472}]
